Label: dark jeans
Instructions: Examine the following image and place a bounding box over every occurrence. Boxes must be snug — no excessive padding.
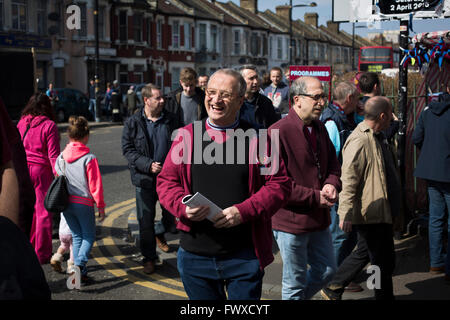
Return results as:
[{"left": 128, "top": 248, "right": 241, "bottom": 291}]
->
[
  {"left": 136, "top": 187, "right": 175, "bottom": 263},
  {"left": 177, "top": 246, "right": 264, "bottom": 300},
  {"left": 427, "top": 180, "right": 450, "bottom": 274},
  {"left": 328, "top": 223, "right": 396, "bottom": 300},
  {"left": 329, "top": 203, "right": 358, "bottom": 266}
]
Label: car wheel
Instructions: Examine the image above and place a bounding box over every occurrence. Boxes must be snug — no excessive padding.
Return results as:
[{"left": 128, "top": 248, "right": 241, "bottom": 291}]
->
[{"left": 57, "top": 109, "right": 65, "bottom": 123}]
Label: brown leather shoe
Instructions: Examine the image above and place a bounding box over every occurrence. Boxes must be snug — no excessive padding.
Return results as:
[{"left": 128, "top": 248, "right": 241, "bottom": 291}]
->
[
  {"left": 143, "top": 261, "right": 155, "bottom": 274},
  {"left": 430, "top": 266, "right": 445, "bottom": 274},
  {"left": 156, "top": 234, "right": 170, "bottom": 253}
]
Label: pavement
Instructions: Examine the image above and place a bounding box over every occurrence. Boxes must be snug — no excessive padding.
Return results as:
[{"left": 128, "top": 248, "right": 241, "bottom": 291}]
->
[
  {"left": 56, "top": 120, "right": 450, "bottom": 300},
  {"left": 127, "top": 205, "right": 450, "bottom": 300}
]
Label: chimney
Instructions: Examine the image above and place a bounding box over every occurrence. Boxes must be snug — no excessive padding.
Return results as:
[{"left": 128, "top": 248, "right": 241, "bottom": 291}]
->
[
  {"left": 326, "top": 20, "right": 339, "bottom": 33},
  {"left": 240, "top": 0, "right": 258, "bottom": 14},
  {"left": 275, "top": 5, "right": 290, "bottom": 21},
  {"left": 304, "top": 13, "right": 318, "bottom": 28}
]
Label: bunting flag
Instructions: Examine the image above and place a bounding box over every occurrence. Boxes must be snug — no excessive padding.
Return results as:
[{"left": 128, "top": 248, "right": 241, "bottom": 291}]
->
[
  {"left": 401, "top": 31, "right": 450, "bottom": 69},
  {"left": 405, "top": 60, "right": 450, "bottom": 215}
]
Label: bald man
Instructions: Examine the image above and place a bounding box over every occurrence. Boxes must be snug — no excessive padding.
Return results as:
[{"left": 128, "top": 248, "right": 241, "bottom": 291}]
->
[{"left": 321, "top": 96, "right": 400, "bottom": 301}]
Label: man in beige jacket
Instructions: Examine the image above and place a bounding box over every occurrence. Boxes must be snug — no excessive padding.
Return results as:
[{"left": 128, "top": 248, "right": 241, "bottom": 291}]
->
[{"left": 321, "top": 96, "right": 400, "bottom": 300}]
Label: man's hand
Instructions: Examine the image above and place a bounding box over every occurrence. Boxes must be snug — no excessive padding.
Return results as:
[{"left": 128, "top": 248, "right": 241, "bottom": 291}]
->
[
  {"left": 150, "top": 162, "right": 162, "bottom": 174},
  {"left": 185, "top": 205, "right": 210, "bottom": 222},
  {"left": 213, "top": 206, "right": 242, "bottom": 228},
  {"left": 340, "top": 220, "right": 352, "bottom": 233},
  {"left": 319, "top": 191, "right": 335, "bottom": 208},
  {"left": 322, "top": 184, "right": 338, "bottom": 203}
]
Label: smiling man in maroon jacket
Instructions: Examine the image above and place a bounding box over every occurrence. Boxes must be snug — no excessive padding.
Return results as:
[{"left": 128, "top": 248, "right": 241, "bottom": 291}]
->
[{"left": 268, "top": 76, "right": 342, "bottom": 300}]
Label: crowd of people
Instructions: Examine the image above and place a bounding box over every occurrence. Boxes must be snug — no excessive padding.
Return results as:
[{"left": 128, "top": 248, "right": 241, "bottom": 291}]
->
[{"left": 0, "top": 66, "right": 449, "bottom": 301}]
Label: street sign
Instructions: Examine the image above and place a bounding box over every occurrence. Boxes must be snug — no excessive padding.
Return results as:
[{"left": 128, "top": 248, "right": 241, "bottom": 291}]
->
[
  {"left": 332, "top": 0, "right": 450, "bottom": 22},
  {"left": 378, "top": 0, "right": 442, "bottom": 15},
  {"left": 288, "top": 65, "right": 333, "bottom": 102}
]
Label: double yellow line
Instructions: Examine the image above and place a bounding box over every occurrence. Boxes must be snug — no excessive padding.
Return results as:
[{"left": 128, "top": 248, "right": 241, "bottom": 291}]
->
[{"left": 91, "top": 198, "right": 188, "bottom": 298}]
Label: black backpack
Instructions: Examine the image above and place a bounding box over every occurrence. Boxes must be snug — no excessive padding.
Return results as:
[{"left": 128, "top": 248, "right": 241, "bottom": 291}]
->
[{"left": 44, "top": 156, "right": 69, "bottom": 214}]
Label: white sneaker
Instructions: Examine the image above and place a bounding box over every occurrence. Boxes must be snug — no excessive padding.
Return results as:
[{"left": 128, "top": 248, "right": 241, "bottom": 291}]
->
[
  {"left": 67, "top": 260, "right": 75, "bottom": 274},
  {"left": 50, "top": 253, "right": 63, "bottom": 273}
]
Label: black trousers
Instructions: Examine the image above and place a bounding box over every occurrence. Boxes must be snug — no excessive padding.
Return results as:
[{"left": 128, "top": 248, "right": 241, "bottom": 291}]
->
[
  {"left": 329, "top": 223, "right": 396, "bottom": 300},
  {"left": 136, "top": 186, "right": 175, "bottom": 262}
]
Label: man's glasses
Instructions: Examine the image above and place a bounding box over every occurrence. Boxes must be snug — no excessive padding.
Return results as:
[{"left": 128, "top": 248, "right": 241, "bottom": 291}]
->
[
  {"left": 299, "top": 93, "right": 328, "bottom": 103},
  {"left": 205, "top": 88, "right": 234, "bottom": 101}
]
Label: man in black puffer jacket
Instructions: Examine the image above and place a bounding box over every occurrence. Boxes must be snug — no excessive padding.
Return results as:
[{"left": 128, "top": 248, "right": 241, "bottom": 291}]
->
[{"left": 122, "top": 84, "right": 180, "bottom": 274}]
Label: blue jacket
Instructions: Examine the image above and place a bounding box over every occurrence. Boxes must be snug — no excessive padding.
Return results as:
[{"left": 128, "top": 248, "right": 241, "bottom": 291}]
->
[
  {"left": 320, "top": 103, "right": 356, "bottom": 163},
  {"left": 412, "top": 93, "right": 450, "bottom": 183},
  {"left": 122, "top": 108, "right": 179, "bottom": 189}
]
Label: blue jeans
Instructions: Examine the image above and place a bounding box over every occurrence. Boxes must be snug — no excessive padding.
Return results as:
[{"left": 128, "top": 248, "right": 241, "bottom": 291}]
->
[
  {"left": 273, "top": 228, "right": 336, "bottom": 300},
  {"left": 89, "top": 99, "right": 96, "bottom": 119},
  {"left": 177, "top": 246, "right": 264, "bottom": 300},
  {"left": 329, "top": 203, "right": 358, "bottom": 266},
  {"left": 427, "top": 180, "right": 450, "bottom": 274},
  {"left": 63, "top": 203, "right": 96, "bottom": 276}
]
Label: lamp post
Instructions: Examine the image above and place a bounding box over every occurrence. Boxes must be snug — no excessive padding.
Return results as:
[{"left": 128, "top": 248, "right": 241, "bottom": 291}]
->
[
  {"left": 94, "top": 0, "right": 101, "bottom": 122},
  {"left": 289, "top": 1, "right": 317, "bottom": 65},
  {"left": 351, "top": 23, "right": 365, "bottom": 71}
]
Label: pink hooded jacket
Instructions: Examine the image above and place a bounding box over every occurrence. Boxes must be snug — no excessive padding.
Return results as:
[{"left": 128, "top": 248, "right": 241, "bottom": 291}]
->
[{"left": 17, "top": 115, "right": 60, "bottom": 173}]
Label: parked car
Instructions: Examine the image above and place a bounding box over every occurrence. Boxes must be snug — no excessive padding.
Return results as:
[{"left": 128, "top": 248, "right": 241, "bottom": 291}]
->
[{"left": 52, "top": 88, "right": 93, "bottom": 122}]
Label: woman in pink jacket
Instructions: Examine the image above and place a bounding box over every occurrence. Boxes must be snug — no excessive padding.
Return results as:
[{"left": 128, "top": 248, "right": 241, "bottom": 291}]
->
[{"left": 17, "top": 93, "right": 60, "bottom": 264}]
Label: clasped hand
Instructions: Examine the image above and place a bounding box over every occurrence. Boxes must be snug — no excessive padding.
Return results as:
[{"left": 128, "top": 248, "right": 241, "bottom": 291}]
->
[
  {"left": 319, "top": 184, "right": 338, "bottom": 208},
  {"left": 185, "top": 205, "right": 242, "bottom": 228}
]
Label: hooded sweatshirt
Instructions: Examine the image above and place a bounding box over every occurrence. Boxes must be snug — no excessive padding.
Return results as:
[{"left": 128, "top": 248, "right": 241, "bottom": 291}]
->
[
  {"left": 17, "top": 115, "right": 60, "bottom": 173},
  {"left": 54, "top": 142, "right": 105, "bottom": 214},
  {"left": 413, "top": 93, "right": 450, "bottom": 183}
]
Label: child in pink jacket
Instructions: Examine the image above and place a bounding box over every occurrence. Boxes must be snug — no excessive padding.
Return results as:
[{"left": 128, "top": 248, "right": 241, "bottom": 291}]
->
[
  {"left": 17, "top": 93, "right": 60, "bottom": 264},
  {"left": 54, "top": 116, "right": 105, "bottom": 284}
]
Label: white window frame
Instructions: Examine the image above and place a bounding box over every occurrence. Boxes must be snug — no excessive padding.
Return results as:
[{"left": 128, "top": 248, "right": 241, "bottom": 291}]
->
[
  {"left": 0, "top": 0, "right": 3, "bottom": 30},
  {"left": 171, "top": 67, "right": 180, "bottom": 90},
  {"left": 11, "top": 0, "right": 27, "bottom": 31},
  {"left": 78, "top": 3, "right": 87, "bottom": 38},
  {"left": 184, "top": 22, "right": 191, "bottom": 50},
  {"left": 134, "top": 13, "right": 143, "bottom": 43},
  {"left": 98, "top": 6, "right": 105, "bottom": 40},
  {"left": 233, "top": 30, "right": 240, "bottom": 55},
  {"left": 156, "top": 19, "right": 162, "bottom": 49},
  {"left": 199, "top": 23, "right": 207, "bottom": 51},
  {"left": 172, "top": 20, "right": 180, "bottom": 49},
  {"left": 119, "top": 10, "right": 128, "bottom": 42},
  {"left": 277, "top": 37, "right": 282, "bottom": 59},
  {"left": 211, "top": 24, "right": 217, "bottom": 53},
  {"left": 36, "top": 0, "right": 47, "bottom": 35}
]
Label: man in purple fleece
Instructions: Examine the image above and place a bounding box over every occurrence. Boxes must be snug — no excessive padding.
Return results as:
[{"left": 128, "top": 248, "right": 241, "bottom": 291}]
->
[
  {"left": 157, "top": 69, "right": 291, "bottom": 300},
  {"left": 269, "top": 76, "right": 342, "bottom": 300}
]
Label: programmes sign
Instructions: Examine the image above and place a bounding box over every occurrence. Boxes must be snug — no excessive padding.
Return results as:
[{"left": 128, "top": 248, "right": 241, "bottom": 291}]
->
[
  {"left": 378, "top": 0, "right": 442, "bottom": 15},
  {"left": 289, "top": 65, "right": 333, "bottom": 102}
]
